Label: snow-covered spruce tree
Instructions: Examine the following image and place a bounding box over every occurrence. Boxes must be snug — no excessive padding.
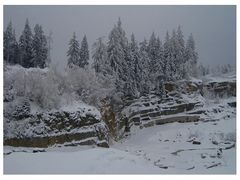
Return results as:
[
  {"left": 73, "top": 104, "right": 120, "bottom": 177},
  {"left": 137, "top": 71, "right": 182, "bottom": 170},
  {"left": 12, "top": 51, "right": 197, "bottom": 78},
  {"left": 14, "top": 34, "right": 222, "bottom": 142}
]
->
[
  {"left": 148, "top": 33, "right": 165, "bottom": 93},
  {"left": 129, "top": 33, "right": 141, "bottom": 95},
  {"left": 79, "top": 35, "right": 89, "bottom": 68},
  {"left": 185, "top": 33, "right": 198, "bottom": 77},
  {"left": 176, "top": 25, "right": 187, "bottom": 79},
  {"left": 139, "top": 39, "right": 151, "bottom": 95},
  {"left": 19, "top": 19, "right": 34, "bottom": 68},
  {"left": 67, "top": 32, "right": 80, "bottom": 68},
  {"left": 124, "top": 41, "right": 136, "bottom": 97},
  {"left": 169, "top": 29, "right": 179, "bottom": 80},
  {"left": 107, "top": 18, "right": 128, "bottom": 95},
  {"left": 148, "top": 32, "right": 158, "bottom": 78},
  {"left": 154, "top": 37, "right": 165, "bottom": 95},
  {"left": 156, "top": 37, "right": 164, "bottom": 72},
  {"left": 163, "top": 31, "right": 172, "bottom": 81},
  {"left": 107, "top": 25, "right": 124, "bottom": 72},
  {"left": 4, "top": 21, "right": 19, "bottom": 65},
  {"left": 12, "top": 30, "right": 20, "bottom": 65},
  {"left": 46, "top": 31, "right": 53, "bottom": 67},
  {"left": 32, "top": 24, "right": 48, "bottom": 68},
  {"left": 92, "top": 37, "right": 112, "bottom": 75}
]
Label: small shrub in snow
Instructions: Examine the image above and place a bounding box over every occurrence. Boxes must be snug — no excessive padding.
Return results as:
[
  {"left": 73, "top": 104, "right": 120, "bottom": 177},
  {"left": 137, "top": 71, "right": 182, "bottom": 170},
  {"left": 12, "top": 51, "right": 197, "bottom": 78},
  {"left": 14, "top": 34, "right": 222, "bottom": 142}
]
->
[{"left": 12, "top": 99, "right": 31, "bottom": 120}]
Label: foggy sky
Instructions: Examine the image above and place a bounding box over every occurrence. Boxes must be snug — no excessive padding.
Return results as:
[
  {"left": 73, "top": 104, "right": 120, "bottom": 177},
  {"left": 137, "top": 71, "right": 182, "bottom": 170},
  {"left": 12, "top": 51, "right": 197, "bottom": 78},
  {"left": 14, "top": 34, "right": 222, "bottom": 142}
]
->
[{"left": 4, "top": 5, "right": 236, "bottom": 69}]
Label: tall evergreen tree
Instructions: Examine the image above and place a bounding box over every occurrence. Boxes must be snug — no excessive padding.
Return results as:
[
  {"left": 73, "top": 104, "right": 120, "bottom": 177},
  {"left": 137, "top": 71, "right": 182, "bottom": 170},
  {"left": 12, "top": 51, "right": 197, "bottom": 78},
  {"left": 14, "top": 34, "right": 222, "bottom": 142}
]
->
[
  {"left": 33, "top": 24, "right": 48, "bottom": 68},
  {"left": 169, "top": 29, "right": 180, "bottom": 80},
  {"left": 129, "top": 33, "right": 141, "bottom": 93},
  {"left": 46, "top": 31, "right": 53, "bottom": 67},
  {"left": 156, "top": 37, "right": 164, "bottom": 76},
  {"left": 163, "top": 31, "right": 172, "bottom": 80},
  {"left": 176, "top": 26, "right": 185, "bottom": 55},
  {"left": 148, "top": 32, "right": 158, "bottom": 76},
  {"left": 185, "top": 33, "right": 198, "bottom": 77},
  {"left": 107, "top": 25, "right": 125, "bottom": 72},
  {"left": 107, "top": 18, "right": 128, "bottom": 95},
  {"left": 79, "top": 35, "right": 89, "bottom": 68},
  {"left": 92, "top": 37, "right": 111, "bottom": 75},
  {"left": 4, "top": 21, "right": 18, "bottom": 65},
  {"left": 12, "top": 30, "right": 20, "bottom": 65},
  {"left": 67, "top": 32, "right": 80, "bottom": 68},
  {"left": 139, "top": 39, "right": 151, "bottom": 94},
  {"left": 19, "top": 19, "right": 34, "bottom": 68},
  {"left": 176, "top": 25, "right": 186, "bottom": 79}
]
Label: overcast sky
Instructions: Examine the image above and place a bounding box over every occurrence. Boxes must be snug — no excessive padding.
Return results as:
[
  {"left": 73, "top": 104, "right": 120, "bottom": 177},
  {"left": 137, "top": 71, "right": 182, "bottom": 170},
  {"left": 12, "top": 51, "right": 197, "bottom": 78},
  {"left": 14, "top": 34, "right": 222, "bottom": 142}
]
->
[{"left": 4, "top": 5, "right": 236, "bottom": 68}]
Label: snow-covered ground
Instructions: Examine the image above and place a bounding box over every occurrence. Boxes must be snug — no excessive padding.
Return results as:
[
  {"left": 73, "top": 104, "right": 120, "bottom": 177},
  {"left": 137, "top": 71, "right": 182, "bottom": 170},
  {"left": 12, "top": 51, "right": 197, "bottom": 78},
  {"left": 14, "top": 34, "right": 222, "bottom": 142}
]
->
[
  {"left": 113, "top": 119, "right": 236, "bottom": 174},
  {"left": 4, "top": 146, "right": 160, "bottom": 174},
  {"left": 4, "top": 107, "right": 235, "bottom": 174}
]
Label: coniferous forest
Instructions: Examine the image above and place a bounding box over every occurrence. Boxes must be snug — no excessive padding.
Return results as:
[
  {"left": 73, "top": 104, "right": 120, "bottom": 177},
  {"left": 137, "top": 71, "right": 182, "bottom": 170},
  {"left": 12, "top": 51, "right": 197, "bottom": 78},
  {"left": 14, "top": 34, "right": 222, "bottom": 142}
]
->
[{"left": 3, "top": 11, "right": 236, "bottom": 174}]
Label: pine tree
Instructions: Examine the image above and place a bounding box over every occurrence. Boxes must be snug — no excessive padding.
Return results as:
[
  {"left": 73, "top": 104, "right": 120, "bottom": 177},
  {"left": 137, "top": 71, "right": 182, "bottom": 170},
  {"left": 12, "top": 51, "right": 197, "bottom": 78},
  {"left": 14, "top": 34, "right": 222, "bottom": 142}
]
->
[
  {"left": 67, "top": 32, "right": 80, "bottom": 68},
  {"left": 176, "top": 26, "right": 186, "bottom": 79},
  {"left": 4, "top": 21, "right": 18, "bottom": 65},
  {"left": 156, "top": 37, "right": 164, "bottom": 76},
  {"left": 130, "top": 33, "right": 141, "bottom": 94},
  {"left": 92, "top": 37, "right": 111, "bottom": 75},
  {"left": 154, "top": 37, "right": 165, "bottom": 95},
  {"left": 107, "top": 18, "right": 128, "bottom": 95},
  {"left": 107, "top": 25, "right": 125, "bottom": 72},
  {"left": 169, "top": 29, "right": 183, "bottom": 80},
  {"left": 185, "top": 33, "right": 198, "bottom": 77},
  {"left": 139, "top": 39, "right": 151, "bottom": 94},
  {"left": 163, "top": 31, "right": 172, "bottom": 81},
  {"left": 12, "top": 30, "right": 20, "bottom": 65},
  {"left": 148, "top": 32, "right": 158, "bottom": 76},
  {"left": 79, "top": 35, "right": 89, "bottom": 68},
  {"left": 46, "top": 31, "right": 53, "bottom": 67},
  {"left": 33, "top": 24, "right": 48, "bottom": 68},
  {"left": 124, "top": 44, "right": 136, "bottom": 97},
  {"left": 19, "top": 19, "right": 34, "bottom": 68}
]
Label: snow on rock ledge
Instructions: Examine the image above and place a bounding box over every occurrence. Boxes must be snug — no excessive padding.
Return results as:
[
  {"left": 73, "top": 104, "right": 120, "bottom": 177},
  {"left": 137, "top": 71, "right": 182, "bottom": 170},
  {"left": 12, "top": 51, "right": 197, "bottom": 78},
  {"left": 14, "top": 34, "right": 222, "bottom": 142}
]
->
[{"left": 4, "top": 108, "right": 109, "bottom": 148}]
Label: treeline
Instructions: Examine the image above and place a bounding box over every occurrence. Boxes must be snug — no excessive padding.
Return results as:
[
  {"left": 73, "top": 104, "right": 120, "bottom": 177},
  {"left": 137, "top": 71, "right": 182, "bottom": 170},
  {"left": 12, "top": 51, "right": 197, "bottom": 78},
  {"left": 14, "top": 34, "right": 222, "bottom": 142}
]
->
[
  {"left": 4, "top": 18, "right": 199, "bottom": 98},
  {"left": 4, "top": 19, "right": 50, "bottom": 68},
  {"left": 197, "top": 63, "right": 235, "bottom": 77},
  {"left": 67, "top": 18, "right": 198, "bottom": 97}
]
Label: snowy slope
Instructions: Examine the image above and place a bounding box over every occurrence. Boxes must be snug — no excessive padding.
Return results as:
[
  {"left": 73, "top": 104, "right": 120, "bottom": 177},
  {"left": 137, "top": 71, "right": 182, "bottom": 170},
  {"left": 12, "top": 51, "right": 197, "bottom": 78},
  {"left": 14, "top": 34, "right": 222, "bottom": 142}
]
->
[{"left": 113, "top": 120, "right": 235, "bottom": 174}]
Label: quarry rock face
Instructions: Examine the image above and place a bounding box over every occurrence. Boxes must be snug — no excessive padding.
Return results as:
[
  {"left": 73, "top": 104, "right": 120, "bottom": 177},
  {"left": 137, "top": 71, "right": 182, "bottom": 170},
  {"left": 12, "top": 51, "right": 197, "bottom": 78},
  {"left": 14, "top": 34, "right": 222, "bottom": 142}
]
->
[
  {"left": 3, "top": 76, "right": 236, "bottom": 148},
  {"left": 204, "top": 81, "right": 236, "bottom": 97},
  {"left": 4, "top": 110, "right": 109, "bottom": 148},
  {"left": 117, "top": 78, "right": 236, "bottom": 135}
]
